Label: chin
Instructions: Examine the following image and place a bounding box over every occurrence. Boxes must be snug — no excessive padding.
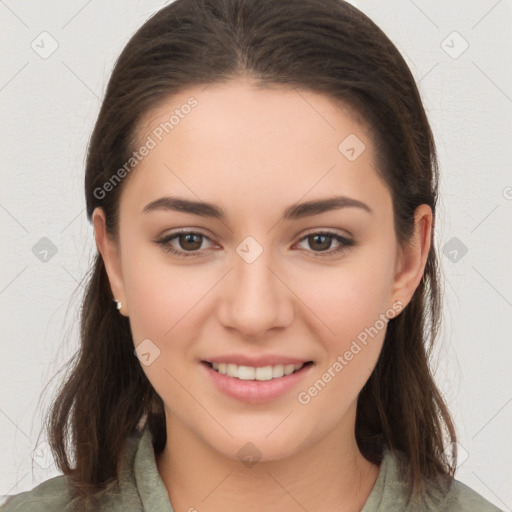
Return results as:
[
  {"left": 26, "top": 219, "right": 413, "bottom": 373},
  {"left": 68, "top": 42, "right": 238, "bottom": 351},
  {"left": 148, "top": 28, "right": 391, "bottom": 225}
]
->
[{"left": 197, "top": 418, "right": 316, "bottom": 464}]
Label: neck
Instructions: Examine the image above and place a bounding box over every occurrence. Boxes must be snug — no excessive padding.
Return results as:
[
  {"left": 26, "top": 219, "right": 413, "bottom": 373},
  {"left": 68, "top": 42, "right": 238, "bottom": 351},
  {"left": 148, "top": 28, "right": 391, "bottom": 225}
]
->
[{"left": 156, "top": 406, "right": 380, "bottom": 512}]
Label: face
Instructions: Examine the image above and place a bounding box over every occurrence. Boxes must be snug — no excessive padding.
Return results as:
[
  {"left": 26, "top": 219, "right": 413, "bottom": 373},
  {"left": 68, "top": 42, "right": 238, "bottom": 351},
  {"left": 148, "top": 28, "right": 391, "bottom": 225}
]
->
[{"left": 94, "top": 78, "right": 430, "bottom": 463}]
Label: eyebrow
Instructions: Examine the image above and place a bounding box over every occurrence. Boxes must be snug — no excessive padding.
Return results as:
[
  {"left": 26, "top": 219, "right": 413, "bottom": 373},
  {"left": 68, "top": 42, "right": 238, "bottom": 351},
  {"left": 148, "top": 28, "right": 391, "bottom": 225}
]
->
[{"left": 142, "top": 195, "right": 373, "bottom": 220}]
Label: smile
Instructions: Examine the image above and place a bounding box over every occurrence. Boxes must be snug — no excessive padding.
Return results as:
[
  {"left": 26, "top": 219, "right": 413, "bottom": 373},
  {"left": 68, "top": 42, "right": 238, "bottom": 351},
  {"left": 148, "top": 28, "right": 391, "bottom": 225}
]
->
[
  {"left": 201, "top": 358, "right": 315, "bottom": 403},
  {"left": 205, "top": 361, "right": 311, "bottom": 381}
]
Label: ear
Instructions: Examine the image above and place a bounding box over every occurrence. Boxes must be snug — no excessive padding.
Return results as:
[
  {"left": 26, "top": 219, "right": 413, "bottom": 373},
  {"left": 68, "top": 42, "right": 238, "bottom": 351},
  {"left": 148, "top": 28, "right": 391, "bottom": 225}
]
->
[
  {"left": 92, "top": 207, "right": 129, "bottom": 316},
  {"left": 389, "top": 204, "right": 432, "bottom": 309}
]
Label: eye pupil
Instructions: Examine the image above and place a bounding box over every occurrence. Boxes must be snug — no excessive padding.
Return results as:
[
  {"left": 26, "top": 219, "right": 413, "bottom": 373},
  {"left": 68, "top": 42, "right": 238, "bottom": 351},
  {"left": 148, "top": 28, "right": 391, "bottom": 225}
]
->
[
  {"left": 180, "top": 233, "right": 202, "bottom": 251},
  {"left": 309, "top": 234, "right": 331, "bottom": 251}
]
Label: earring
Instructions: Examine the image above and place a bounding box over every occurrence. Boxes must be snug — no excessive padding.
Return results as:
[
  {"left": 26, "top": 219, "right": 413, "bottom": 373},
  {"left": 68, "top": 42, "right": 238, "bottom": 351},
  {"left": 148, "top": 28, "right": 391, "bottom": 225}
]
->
[{"left": 113, "top": 299, "right": 122, "bottom": 311}]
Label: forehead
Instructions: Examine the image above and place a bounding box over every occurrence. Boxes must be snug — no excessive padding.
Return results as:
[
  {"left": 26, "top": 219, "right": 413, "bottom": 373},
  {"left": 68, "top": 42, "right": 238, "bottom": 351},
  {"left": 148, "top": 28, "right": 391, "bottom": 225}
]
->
[
  {"left": 137, "top": 78, "right": 370, "bottom": 158},
  {"left": 122, "top": 78, "right": 390, "bottom": 218}
]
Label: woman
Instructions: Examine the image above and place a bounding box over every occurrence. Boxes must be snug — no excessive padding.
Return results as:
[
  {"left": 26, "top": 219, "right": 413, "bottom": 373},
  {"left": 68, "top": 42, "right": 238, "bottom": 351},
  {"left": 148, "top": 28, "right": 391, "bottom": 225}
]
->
[{"left": 1, "top": 0, "right": 502, "bottom": 510}]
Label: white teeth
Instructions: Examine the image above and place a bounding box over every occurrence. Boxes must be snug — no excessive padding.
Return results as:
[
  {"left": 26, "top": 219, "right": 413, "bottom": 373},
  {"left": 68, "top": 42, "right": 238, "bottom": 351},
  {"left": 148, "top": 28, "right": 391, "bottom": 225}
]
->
[
  {"left": 255, "top": 366, "right": 273, "bottom": 381},
  {"left": 209, "top": 362, "right": 306, "bottom": 381},
  {"left": 272, "top": 364, "right": 284, "bottom": 378},
  {"left": 227, "top": 363, "right": 238, "bottom": 378},
  {"left": 284, "top": 364, "right": 296, "bottom": 376},
  {"left": 237, "top": 365, "right": 255, "bottom": 380}
]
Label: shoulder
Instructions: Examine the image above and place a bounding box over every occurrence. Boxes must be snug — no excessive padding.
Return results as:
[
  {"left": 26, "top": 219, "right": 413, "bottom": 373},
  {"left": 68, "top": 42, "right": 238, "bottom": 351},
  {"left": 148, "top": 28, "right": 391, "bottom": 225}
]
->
[
  {"left": 408, "top": 462, "right": 504, "bottom": 511},
  {"left": 1, "top": 475, "right": 73, "bottom": 512},
  {"left": 364, "top": 448, "right": 504, "bottom": 511},
  {"left": 1, "top": 429, "right": 147, "bottom": 512},
  {"left": 438, "top": 479, "right": 504, "bottom": 512}
]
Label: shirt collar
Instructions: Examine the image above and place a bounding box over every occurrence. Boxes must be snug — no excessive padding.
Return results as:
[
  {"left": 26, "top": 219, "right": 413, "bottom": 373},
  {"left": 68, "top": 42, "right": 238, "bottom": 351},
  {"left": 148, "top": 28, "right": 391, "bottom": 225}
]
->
[{"left": 133, "top": 426, "right": 174, "bottom": 511}]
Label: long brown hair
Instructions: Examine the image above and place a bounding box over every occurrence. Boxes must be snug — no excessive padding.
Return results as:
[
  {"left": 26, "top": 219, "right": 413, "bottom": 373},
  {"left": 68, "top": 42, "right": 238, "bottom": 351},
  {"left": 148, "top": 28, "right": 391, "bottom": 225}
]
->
[{"left": 47, "top": 0, "right": 457, "bottom": 501}]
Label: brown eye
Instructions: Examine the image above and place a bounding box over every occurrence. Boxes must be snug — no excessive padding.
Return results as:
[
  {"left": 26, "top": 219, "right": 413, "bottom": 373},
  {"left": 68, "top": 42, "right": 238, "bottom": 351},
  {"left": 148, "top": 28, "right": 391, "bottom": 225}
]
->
[
  {"left": 307, "top": 234, "right": 333, "bottom": 251},
  {"left": 295, "top": 231, "right": 355, "bottom": 257},
  {"left": 155, "top": 231, "right": 214, "bottom": 257},
  {"left": 178, "top": 233, "right": 203, "bottom": 251}
]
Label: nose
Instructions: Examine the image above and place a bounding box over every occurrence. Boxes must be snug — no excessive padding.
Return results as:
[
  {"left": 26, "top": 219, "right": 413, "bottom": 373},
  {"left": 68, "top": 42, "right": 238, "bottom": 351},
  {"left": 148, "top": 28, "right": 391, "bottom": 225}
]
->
[{"left": 215, "top": 244, "right": 294, "bottom": 340}]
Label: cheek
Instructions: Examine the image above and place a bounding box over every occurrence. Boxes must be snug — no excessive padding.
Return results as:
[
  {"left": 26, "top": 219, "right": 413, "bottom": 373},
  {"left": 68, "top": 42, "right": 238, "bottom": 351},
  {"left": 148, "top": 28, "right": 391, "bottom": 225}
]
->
[
  {"left": 121, "top": 236, "right": 212, "bottom": 342},
  {"left": 121, "top": 250, "right": 212, "bottom": 411},
  {"left": 120, "top": 246, "right": 224, "bottom": 402},
  {"left": 293, "top": 266, "right": 392, "bottom": 420},
  {"left": 289, "top": 247, "right": 396, "bottom": 404},
  {"left": 291, "top": 252, "right": 396, "bottom": 343}
]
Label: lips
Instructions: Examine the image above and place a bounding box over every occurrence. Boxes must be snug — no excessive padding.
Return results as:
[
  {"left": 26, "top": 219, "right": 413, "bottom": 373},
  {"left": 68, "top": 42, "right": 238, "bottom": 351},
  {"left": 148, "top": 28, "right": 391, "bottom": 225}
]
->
[{"left": 201, "top": 359, "right": 315, "bottom": 403}]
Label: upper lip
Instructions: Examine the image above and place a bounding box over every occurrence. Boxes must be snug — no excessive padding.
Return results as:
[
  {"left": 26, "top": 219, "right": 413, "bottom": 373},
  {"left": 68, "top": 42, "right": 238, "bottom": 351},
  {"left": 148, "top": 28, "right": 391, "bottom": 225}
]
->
[{"left": 202, "top": 355, "right": 312, "bottom": 367}]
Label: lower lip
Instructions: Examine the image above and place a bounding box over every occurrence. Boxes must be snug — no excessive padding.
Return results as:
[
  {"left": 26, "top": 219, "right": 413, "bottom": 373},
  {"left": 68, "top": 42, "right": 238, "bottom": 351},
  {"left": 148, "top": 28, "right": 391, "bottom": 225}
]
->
[{"left": 201, "top": 362, "right": 314, "bottom": 404}]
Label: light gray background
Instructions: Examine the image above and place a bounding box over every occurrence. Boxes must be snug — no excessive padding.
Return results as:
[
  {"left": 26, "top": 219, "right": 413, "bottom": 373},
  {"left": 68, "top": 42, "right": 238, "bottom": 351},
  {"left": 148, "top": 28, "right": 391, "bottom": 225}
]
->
[{"left": 1, "top": 0, "right": 511, "bottom": 509}]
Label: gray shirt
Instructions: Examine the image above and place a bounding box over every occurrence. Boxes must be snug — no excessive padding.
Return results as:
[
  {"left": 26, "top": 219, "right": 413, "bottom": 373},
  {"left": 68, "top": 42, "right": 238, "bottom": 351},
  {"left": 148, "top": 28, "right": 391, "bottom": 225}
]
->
[{"left": 1, "top": 427, "right": 503, "bottom": 511}]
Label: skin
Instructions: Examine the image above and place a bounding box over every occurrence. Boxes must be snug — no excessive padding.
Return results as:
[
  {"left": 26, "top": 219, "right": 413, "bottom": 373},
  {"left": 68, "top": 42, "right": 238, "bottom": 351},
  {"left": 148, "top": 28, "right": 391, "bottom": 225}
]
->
[{"left": 93, "top": 77, "right": 432, "bottom": 512}]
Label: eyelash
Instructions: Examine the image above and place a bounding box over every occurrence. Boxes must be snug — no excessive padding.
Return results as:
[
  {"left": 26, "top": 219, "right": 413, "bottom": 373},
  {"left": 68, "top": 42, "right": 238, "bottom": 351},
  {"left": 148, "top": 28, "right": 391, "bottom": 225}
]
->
[{"left": 154, "top": 229, "right": 355, "bottom": 258}]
